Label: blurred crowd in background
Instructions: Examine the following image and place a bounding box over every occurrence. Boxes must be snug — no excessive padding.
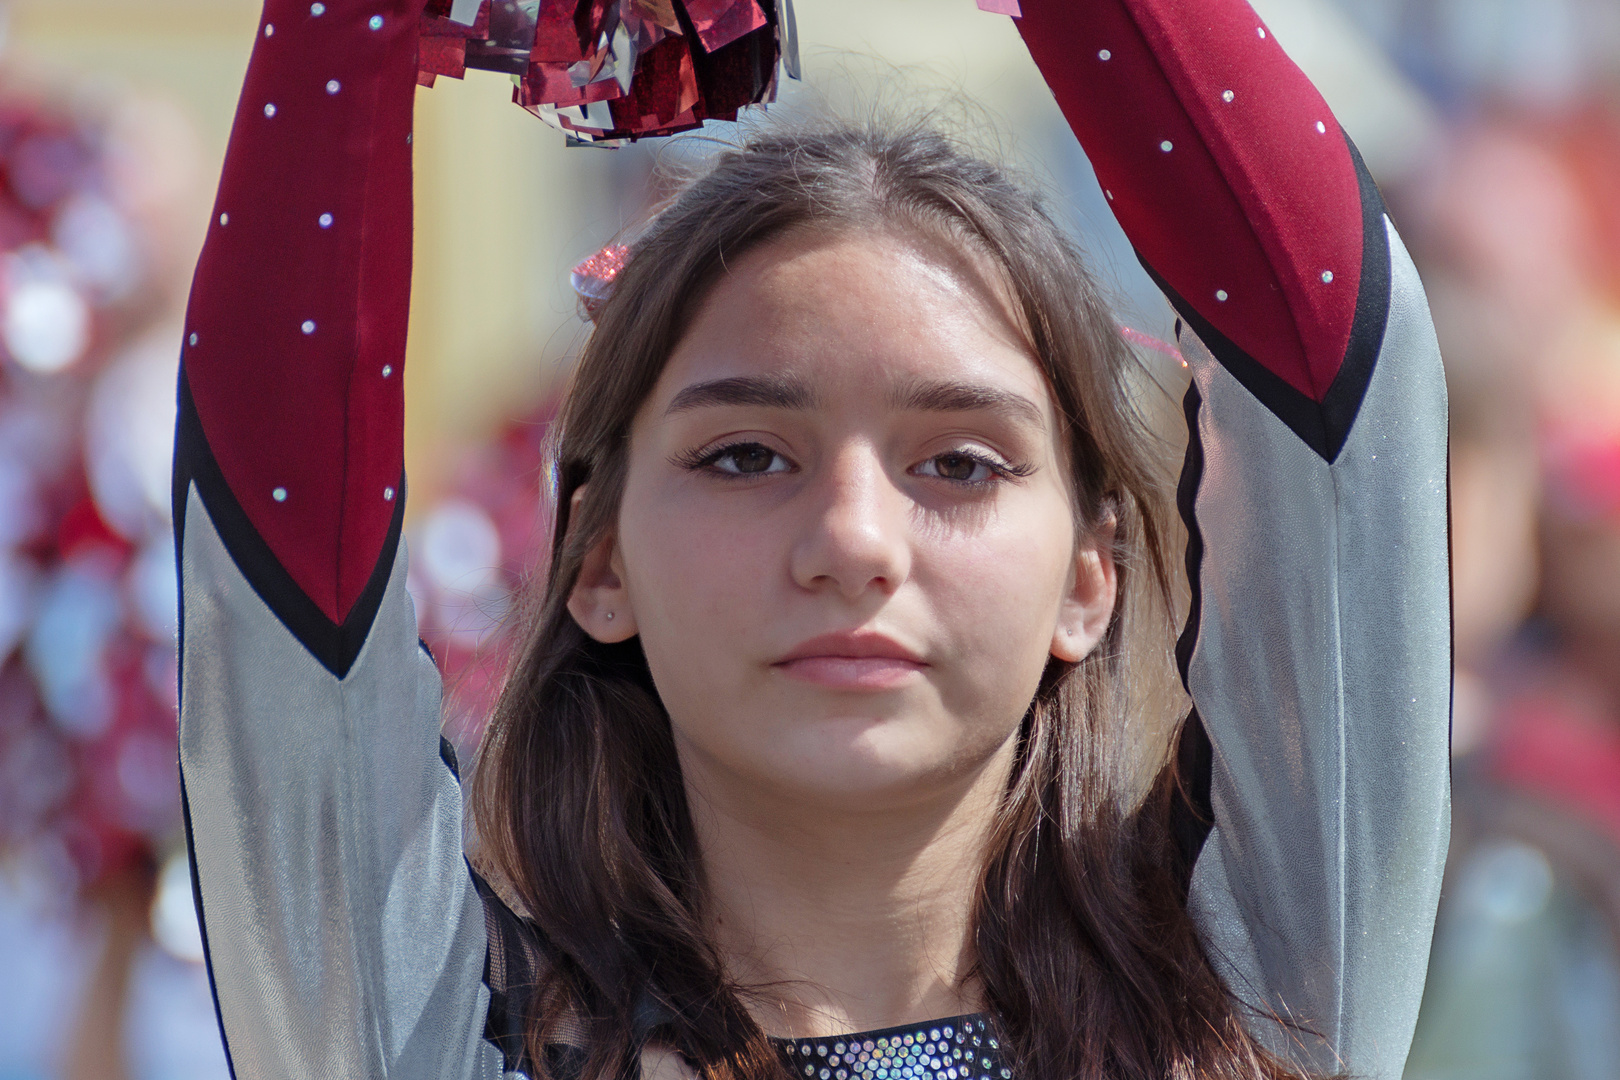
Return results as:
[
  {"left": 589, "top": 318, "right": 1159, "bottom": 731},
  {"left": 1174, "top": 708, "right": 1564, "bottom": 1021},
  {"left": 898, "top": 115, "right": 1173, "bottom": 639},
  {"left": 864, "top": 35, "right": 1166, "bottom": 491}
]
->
[{"left": 0, "top": 0, "right": 1618, "bottom": 1077}]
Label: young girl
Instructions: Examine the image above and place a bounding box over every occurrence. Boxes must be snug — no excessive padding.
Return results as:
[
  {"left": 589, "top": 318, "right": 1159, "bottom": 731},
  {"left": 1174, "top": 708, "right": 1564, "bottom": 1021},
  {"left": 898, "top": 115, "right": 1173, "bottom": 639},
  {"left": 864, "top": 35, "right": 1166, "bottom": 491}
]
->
[{"left": 173, "top": 2, "right": 1451, "bottom": 1079}]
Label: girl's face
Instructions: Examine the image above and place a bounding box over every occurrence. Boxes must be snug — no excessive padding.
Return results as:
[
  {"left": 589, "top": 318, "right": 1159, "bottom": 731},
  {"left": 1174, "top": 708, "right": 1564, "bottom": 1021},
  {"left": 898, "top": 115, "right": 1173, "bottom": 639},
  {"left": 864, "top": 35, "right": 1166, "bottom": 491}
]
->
[{"left": 570, "top": 228, "right": 1116, "bottom": 814}]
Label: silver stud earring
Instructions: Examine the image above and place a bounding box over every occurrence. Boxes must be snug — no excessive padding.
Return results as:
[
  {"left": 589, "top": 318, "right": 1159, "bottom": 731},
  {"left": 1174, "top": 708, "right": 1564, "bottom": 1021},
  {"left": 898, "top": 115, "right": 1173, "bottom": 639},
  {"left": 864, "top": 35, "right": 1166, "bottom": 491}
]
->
[{"left": 605, "top": 612, "right": 615, "bottom": 621}]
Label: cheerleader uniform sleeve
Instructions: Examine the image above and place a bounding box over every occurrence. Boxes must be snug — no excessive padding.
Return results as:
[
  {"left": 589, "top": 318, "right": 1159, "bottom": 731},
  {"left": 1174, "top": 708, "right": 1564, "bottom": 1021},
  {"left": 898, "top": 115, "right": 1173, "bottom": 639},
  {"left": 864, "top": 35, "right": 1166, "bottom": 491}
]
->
[
  {"left": 172, "top": 2, "right": 512, "bottom": 1076},
  {"left": 1014, "top": 4, "right": 1450, "bottom": 1078}
]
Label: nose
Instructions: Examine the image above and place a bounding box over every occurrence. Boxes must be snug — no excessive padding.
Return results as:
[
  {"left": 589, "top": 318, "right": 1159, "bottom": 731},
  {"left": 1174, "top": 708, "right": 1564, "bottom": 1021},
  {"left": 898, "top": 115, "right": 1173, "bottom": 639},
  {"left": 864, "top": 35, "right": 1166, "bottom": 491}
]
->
[{"left": 788, "top": 444, "right": 912, "bottom": 600}]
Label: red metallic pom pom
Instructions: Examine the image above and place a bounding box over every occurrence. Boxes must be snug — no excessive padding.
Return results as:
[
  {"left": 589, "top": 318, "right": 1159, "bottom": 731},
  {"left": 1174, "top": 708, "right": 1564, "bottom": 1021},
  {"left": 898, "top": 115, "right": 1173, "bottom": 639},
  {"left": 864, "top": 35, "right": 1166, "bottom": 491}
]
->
[{"left": 420, "top": 0, "right": 796, "bottom": 144}]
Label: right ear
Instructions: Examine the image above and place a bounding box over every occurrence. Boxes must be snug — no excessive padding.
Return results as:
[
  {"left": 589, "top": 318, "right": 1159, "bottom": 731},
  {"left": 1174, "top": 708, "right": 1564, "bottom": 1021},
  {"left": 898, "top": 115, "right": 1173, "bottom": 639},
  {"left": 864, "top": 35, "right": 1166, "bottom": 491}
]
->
[{"left": 565, "top": 485, "right": 639, "bottom": 643}]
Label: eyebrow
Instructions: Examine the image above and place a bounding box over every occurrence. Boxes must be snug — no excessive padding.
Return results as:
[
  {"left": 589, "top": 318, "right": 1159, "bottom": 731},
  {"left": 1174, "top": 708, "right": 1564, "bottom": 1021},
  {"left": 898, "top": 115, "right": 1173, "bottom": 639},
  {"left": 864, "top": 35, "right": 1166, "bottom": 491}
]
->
[
  {"left": 662, "top": 373, "right": 1045, "bottom": 427},
  {"left": 892, "top": 379, "right": 1046, "bottom": 427},
  {"left": 665, "top": 375, "right": 817, "bottom": 414}
]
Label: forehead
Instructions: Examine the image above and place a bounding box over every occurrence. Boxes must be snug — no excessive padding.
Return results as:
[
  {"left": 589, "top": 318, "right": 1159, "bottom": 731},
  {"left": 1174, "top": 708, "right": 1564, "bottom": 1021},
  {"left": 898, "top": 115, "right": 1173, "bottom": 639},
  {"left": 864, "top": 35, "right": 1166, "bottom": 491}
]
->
[{"left": 651, "top": 227, "right": 1052, "bottom": 412}]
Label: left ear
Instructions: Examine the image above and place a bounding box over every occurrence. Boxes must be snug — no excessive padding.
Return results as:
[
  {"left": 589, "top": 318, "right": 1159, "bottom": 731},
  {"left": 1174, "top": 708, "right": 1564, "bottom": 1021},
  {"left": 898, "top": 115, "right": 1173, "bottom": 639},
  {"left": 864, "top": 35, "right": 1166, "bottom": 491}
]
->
[{"left": 1051, "top": 515, "right": 1118, "bottom": 663}]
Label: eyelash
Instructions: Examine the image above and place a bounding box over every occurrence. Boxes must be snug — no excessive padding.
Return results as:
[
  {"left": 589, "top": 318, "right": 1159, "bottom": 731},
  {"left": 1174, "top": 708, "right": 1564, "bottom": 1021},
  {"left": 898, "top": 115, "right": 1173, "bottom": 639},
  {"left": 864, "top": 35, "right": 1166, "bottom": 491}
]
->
[
  {"left": 918, "top": 449, "right": 1036, "bottom": 485},
  {"left": 675, "top": 441, "right": 1034, "bottom": 486},
  {"left": 674, "top": 441, "right": 792, "bottom": 477}
]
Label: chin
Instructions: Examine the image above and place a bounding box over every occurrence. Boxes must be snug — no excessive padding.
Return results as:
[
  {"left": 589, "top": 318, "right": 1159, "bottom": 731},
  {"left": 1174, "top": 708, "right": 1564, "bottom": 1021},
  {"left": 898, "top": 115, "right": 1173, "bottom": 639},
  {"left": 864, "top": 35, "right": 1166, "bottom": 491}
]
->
[{"left": 753, "top": 713, "right": 996, "bottom": 804}]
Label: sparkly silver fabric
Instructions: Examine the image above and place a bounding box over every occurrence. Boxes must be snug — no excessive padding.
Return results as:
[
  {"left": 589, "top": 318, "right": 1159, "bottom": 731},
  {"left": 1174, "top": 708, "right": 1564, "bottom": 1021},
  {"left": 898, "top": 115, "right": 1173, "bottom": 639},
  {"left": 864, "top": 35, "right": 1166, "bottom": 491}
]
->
[
  {"left": 179, "top": 488, "right": 510, "bottom": 1079},
  {"left": 1179, "top": 218, "right": 1451, "bottom": 1079},
  {"left": 778, "top": 1016, "right": 1007, "bottom": 1080}
]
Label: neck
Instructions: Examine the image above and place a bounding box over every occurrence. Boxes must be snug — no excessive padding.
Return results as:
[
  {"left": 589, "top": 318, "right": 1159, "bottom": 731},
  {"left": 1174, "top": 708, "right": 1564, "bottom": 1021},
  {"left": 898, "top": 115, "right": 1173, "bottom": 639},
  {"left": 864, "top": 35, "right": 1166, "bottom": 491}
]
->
[{"left": 681, "top": 743, "right": 1016, "bottom": 1040}]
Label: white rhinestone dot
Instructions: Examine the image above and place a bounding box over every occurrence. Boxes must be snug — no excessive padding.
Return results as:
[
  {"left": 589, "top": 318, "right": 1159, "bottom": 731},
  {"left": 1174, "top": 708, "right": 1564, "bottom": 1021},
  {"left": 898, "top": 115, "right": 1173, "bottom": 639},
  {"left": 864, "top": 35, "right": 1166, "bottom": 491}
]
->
[
  {"left": 273, "top": 487, "right": 288, "bottom": 502},
  {"left": 1321, "top": 270, "right": 1334, "bottom": 283},
  {"left": 319, "top": 213, "right": 334, "bottom": 228},
  {"left": 1316, "top": 120, "right": 1327, "bottom": 134},
  {"left": 1098, "top": 49, "right": 1111, "bottom": 61},
  {"left": 219, "top": 212, "right": 229, "bottom": 226},
  {"left": 1222, "top": 89, "right": 1235, "bottom": 102},
  {"left": 1105, "top": 189, "right": 1114, "bottom": 200},
  {"left": 311, "top": 2, "right": 326, "bottom": 13},
  {"left": 326, "top": 79, "right": 341, "bottom": 95},
  {"left": 406, "top": 133, "right": 413, "bottom": 144},
  {"left": 1216, "top": 289, "right": 1228, "bottom": 302},
  {"left": 369, "top": 14, "right": 384, "bottom": 29},
  {"left": 1160, "top": 140, "right": 1173, "bottom": 152},
  {"left": 381, "top": 365, "right": 393, "bottom": 378},
  {"left": 383, "top": 486, "right": 395, "bottom": 502},
  {"left": 264, "top": 23, "right": 275, "bottom": 36},
  {"left": 189, "top": 332, "right": 199, "bottom": 346},
  {"left": 1257, "top": 26, "right": 1267, "bottom": 38},
  {"left": 301, "top": 320, "right": 317, "bottom": 334},
  {"left": 264, "top": 103, "right": 277, "bottom": 118}
]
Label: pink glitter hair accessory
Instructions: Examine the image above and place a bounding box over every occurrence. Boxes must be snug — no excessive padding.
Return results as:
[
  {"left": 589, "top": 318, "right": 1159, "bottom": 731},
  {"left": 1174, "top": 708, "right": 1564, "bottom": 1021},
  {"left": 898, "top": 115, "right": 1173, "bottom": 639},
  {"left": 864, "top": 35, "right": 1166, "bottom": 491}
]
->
[{"left": 571, "top": 243, "right": 631, "bottom": 318}]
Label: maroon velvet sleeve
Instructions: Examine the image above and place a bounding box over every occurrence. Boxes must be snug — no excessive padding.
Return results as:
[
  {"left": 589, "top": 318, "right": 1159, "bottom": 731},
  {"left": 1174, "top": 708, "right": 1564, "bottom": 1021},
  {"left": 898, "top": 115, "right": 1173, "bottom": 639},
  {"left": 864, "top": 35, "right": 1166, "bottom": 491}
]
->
[
  {"left": 181, "top": 0, "right": 423, "bottom": 626},
  {"left": 1015, "top": 0, "right": 1365, "bottom": 403}
]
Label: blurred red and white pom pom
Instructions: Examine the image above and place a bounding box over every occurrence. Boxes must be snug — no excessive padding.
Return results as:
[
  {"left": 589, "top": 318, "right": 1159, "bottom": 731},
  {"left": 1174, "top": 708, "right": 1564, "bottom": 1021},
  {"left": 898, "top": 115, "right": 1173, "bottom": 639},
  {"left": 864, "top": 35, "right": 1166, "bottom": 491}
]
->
[{"left": 0, "top": 90, "right": 195, "bottom": 897}]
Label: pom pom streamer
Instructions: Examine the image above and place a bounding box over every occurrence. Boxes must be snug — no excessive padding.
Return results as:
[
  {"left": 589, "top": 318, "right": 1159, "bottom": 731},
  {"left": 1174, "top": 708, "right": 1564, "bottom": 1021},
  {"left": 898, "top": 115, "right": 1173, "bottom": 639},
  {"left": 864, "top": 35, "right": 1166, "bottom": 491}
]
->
[{"left": 420, "top": 0, "right": 797, "bottom": 143}]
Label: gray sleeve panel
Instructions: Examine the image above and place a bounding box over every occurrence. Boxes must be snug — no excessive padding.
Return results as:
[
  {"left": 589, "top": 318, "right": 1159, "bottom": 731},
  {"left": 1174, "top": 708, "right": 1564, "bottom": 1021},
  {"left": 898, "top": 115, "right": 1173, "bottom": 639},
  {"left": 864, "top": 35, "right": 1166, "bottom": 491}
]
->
[
  {"left": 178, "top": 483, "right": 510, "bottom": 1080},
  {"left": 1182, "top": 219, "right": 1451, "bottom": 1080}
]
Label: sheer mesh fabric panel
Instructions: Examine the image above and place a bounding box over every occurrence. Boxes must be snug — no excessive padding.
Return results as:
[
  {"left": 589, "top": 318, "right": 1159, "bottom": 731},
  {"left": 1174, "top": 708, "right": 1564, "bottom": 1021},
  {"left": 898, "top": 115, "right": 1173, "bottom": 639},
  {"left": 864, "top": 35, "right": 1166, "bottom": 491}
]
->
[{"left": 473, "top": 869, "right": 590, "bottom": 1076}]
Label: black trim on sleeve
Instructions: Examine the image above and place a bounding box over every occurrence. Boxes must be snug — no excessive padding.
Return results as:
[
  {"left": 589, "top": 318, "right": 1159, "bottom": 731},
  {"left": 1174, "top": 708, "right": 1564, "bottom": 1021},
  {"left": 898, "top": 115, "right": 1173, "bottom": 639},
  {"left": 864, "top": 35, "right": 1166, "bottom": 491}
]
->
[
  {"left": 173, "top": 367, "right": 404, "bottom": 679},
  {"left": 1320, "top": 133, "right": 1393, "bottom": 454},
  {"left": 1169, "top": 708, "right": 1216, "bottom": 884},
  {"left": 439, "top": 736, "right": 461, "bottom": 782},
  {"left": 1142, "top": 258, "right": 1332, "bottom": 456},
  {"left": 1138, "top": 131, "right": 1393, "bottom": 463},
  {"left": 1173, "top": 379, "right": 1205, "bottom": 688},
  {"left": 1168, "top": 381, "right": 1215, "bottom": 881},
  {"left": 179, "top": 770, "right": 241, "bottom": 1080}
]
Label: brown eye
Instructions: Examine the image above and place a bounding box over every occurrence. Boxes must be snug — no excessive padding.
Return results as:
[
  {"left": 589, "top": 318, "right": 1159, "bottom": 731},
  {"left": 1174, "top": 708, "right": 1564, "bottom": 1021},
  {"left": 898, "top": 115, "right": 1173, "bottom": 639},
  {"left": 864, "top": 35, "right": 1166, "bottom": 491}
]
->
[
  {"left": 729, "top": 446, "right": 775, "bottom": 473},
  {"left": 710, "top": 443, "right": 788, "bottom": 475},
  {"left": 931, "top": 452, "right": 985, "bottom": 482}
]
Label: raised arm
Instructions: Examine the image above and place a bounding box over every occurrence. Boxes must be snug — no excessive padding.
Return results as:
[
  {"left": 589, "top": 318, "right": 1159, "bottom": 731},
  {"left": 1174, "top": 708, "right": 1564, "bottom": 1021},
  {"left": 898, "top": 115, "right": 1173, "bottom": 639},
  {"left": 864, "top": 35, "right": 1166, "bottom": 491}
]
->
[
  {"left": 1013, "top": 2, "right": 1450, "bottom": 1076},
  {"left": 174, "top": 2, "right": 506, "bottom": 1075}
]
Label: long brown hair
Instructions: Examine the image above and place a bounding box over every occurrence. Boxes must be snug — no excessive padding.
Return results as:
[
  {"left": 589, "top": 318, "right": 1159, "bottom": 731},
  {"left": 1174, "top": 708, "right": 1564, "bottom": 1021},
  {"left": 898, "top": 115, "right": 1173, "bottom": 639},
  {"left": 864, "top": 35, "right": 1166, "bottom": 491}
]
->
[{"left": 471, "top": 123, "right": 1312, "bottom": 1080}]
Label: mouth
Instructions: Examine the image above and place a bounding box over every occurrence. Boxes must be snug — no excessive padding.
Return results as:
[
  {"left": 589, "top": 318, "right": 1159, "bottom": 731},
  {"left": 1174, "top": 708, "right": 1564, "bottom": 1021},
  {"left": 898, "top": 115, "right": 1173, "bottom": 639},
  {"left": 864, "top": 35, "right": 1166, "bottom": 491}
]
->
[{"left": 772, "top": 631, "right": 927, "bottom": 690}]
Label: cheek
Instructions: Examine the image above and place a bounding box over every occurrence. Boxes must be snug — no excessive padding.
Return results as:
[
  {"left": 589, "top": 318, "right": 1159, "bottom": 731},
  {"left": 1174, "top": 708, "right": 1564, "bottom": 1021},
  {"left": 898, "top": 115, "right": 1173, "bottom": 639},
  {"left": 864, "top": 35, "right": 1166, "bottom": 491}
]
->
[
  {"left": 615, "top": 478, "right": 784, "bottom": 671},
  {"left": 913, "top": 496, "right": 1077, "bottom": 717}
]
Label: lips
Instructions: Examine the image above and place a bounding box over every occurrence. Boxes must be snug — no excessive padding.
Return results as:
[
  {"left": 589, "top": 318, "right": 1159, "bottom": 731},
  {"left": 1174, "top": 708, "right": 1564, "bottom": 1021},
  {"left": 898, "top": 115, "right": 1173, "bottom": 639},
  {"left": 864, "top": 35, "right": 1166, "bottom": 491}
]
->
[{"left": 772, "top": 631, "right": 927, "bottom": 690}]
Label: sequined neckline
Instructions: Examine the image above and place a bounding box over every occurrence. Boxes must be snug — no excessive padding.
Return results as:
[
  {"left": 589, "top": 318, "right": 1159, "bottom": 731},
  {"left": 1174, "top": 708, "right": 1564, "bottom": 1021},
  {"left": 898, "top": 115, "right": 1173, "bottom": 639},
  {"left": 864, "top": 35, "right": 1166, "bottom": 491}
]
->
[{"left": 772, "top": 1014, "right": 1009, "bottom": 1080}]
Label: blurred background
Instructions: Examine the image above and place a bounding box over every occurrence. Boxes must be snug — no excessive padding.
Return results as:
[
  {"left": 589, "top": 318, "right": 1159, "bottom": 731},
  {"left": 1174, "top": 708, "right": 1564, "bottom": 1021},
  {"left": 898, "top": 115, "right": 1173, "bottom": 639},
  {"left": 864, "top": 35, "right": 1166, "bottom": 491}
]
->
[{"left": 0, "top": 0, "right": 1617, "bottom": 1077}]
